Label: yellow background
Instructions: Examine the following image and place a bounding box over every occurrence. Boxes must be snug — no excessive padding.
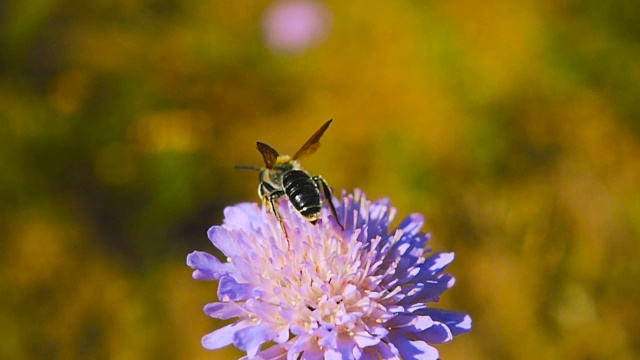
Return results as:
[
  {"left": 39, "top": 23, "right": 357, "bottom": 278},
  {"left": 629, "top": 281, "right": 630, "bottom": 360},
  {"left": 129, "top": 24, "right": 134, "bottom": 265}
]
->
[{"left": 2, "top": 1, "right": 640, "bottom": 359}]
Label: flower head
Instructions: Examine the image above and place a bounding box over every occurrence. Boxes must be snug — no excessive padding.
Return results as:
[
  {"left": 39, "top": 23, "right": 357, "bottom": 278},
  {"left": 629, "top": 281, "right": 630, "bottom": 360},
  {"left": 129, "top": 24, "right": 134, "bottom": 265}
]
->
[{"left": 187, "top": 190, "right": 471, "bottom": 359}]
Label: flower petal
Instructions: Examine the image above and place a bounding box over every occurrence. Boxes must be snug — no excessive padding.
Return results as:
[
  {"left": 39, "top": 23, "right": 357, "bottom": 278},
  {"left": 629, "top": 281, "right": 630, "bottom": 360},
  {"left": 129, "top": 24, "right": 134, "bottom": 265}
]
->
[
  {"left": 208, "top": 226, "right": 245, "bottom": 258},
  {"left": 287, "top": 334, "right": 316, "bottom": 359},
  {"left": 244, "top": 344, "right": 287, "bottom": 360},
  {"left": 418, "top": 309, "right": 472, "bottom": 336},
  {"left": 402, "top": 341, "right": 439, "bottom": 360},
  {"left": 202, "top": 320, "right": 252, "bottom": 350},
  {"left": 395, "top": 214, "right": 425, "bottom": 239},
  {"left": 186, "top": 251, "right": 236, "bottom": 280},
  {"left": 394, "top": 234, "right": 432, "bottom": 281},
  {"left": 399, "top": 274, "right": 456, "bottom": 304},
  {"left": 233, "top": 323, "right": 275, "bottom": 358},
  {"left": 389, "top": 333, "right": 440, "bottom": 360},
  {"left": 223, "top": 203, "right": 262, "bottom": 230},
  {"left": 366, "top": 198, "right": 394, "bottom": 239},
  {"left": 414, "top": 321, "right": 453, "bottom": 344},
  {"left": 412, "top": 252, "right": 455, "bottom": 283},
  {"left": 387, "top": 315, "right": 434, "bottom": 333},
  {"left": 325, "top": 336, "right": 358, "bottom": 360},
  {"left": 218, "top": 275, "right": 252, "bottom": 301},
  {"left": 353, "top": 331, "right": 380, "bottom": 349},
  {"left": 363, "top": 342, "right": 400, "bottom": 360},
  {"left": 204, "top": 302, "right": 244, "bottom": 320}
]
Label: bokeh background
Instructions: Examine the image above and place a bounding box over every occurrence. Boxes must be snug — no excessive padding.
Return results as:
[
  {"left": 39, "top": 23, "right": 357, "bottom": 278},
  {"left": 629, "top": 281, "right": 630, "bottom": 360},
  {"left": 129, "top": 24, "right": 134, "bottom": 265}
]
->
[{"left": 2, "top": 0, "right": 640, "bottom": 359}]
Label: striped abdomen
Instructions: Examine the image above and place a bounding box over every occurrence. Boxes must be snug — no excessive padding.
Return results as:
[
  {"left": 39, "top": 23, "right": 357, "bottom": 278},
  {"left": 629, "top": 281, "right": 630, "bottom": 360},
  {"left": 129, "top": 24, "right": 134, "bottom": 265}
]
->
[{"left": 283, "top": 170, "right": 321, "bottom": 221}]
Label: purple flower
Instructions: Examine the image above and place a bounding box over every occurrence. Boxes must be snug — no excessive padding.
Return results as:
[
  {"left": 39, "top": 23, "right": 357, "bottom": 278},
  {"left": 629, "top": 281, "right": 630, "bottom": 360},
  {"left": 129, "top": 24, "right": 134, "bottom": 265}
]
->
[
  {"left": 187, "top": 190, "right": 471, "bottom": 359},
  {"left": 262, "top": 0, "right": 332, "bottom": 53}
]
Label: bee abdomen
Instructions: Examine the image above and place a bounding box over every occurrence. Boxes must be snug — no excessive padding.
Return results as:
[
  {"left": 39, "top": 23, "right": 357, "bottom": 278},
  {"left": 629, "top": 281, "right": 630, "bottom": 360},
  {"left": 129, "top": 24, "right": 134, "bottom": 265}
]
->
[{"left": 283, "top": 170, "right": 321, "bottom": 218}]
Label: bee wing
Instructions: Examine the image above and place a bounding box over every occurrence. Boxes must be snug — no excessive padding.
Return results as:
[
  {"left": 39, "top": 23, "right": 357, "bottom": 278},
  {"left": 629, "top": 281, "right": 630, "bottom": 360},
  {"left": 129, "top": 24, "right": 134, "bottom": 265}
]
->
[
  {"left": 293, "top": 119, "right": 333, "bottom": 160},
  {"left": 256, "top": 142, "right": 279, "bottom": 169}
]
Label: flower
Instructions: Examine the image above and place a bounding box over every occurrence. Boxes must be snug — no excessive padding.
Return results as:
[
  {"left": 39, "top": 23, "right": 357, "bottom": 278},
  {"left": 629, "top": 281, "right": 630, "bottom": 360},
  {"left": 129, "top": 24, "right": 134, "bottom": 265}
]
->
[
  {"left": 187, "top": 190, "right": 471, "bottom": 359},
  {"left": 262, "top": 0, "right": 332, "bottom": 54}
]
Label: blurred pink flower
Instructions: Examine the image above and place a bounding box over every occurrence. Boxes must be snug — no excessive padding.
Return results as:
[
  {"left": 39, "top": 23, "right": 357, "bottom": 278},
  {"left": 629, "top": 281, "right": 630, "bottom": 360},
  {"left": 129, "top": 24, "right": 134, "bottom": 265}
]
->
[{"left": 262, "top": 0, "right": 332, "bottom": 53}]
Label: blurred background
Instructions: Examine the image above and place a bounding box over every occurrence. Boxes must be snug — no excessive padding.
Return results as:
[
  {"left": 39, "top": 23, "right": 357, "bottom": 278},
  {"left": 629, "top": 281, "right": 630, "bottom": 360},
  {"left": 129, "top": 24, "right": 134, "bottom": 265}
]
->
[{"left": 2, "top": 0, "right": 640, "bottom": 359}]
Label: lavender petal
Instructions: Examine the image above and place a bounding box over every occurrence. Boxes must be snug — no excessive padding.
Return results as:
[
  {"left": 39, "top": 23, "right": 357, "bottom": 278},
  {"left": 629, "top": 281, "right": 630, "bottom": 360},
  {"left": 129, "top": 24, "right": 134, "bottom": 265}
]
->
[
  {"left": 414, "top": 321, "right": 453, "bottom": 344},
  {"left": 412, "top": 252, "right": 455, "bottom": 283},
  {"left": 186, "top": 251, "right": 236, "bottom": 280},
  {"left": 204, "top": 302, "right": 244, "bottom": 320},
  {"left": 233, "top": 323, "right": 275, "bottom": 358},
  {"left": 202, "top": 320, "right": 251, "bottom": 350},
  {"left": 208, "top": 226, "right": 244, "bottom": 258},
  {"left": 389, "top": 333, "right": 440, "bottom": 360},
  {"left": 418, "top": 308, "right": 473, "bottom": 336},
  {"left": 399, "top": 274, "right": 456, "bottom": 304},
  {"left": 218, "top": 275, "right": 252, "bottom": 301}
]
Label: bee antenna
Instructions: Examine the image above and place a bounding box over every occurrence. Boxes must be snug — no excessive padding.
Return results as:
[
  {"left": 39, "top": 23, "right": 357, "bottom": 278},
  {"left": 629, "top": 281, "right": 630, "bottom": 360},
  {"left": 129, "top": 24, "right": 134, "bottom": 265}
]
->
[{"left": 234, "top": 164, "right": 262, "bottom": 171}]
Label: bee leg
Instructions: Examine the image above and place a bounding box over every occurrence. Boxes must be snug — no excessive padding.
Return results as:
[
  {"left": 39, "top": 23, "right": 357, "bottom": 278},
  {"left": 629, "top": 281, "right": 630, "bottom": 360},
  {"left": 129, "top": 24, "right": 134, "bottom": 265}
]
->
[
  {"left": 265, "top": 190, "right": 290, "bottom": 245},
  {"left": 313, "top": 176, "right": 344, "bottom": 231}
]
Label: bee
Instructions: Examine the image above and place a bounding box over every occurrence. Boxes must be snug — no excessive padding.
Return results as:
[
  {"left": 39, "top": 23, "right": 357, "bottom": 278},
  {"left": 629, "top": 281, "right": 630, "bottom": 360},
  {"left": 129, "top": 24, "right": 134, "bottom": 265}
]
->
[{"left": 236, "top": 119, "right": 343, "bottom": 239}]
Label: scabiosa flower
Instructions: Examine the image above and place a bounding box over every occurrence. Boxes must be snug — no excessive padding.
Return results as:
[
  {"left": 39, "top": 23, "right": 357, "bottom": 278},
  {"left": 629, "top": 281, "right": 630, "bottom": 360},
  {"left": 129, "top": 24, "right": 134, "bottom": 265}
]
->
[
  {"left": 187, "top": 190, "right": 471, "bottom": 359},
  {"left": 262, "top": 0, "right": 332, "bottom": 54}
]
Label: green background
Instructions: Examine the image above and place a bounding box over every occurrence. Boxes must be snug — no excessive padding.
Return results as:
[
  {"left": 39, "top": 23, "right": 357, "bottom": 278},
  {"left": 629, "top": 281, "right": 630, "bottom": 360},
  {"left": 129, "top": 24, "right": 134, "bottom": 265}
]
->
[{"left": 2, "top": 1, "right": 640, "bottom": 359}]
